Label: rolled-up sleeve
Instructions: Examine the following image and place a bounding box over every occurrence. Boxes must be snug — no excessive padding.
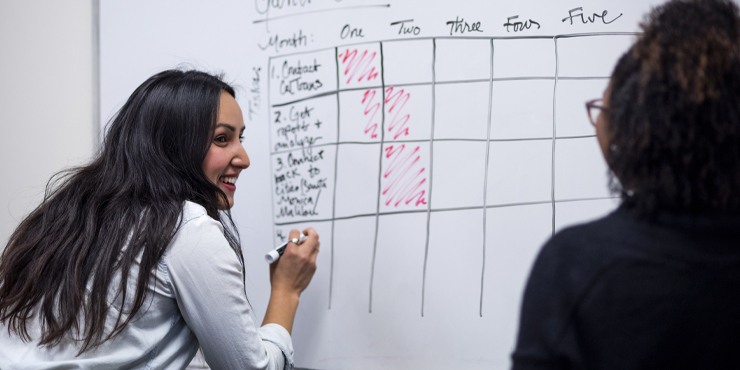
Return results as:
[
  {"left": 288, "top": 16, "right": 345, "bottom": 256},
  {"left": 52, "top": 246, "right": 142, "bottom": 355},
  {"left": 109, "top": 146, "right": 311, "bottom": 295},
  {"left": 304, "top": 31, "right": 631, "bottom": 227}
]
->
[{"left": 165, "top": 213, "right": 293, "bottom": 370}]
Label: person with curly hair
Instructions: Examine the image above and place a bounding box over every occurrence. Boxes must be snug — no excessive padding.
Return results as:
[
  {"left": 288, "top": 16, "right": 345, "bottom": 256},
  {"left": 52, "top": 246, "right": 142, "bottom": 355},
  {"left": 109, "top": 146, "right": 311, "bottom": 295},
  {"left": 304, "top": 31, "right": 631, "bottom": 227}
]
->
[{"left": 513, "top": 0, "right": 740, "bottom": 368}]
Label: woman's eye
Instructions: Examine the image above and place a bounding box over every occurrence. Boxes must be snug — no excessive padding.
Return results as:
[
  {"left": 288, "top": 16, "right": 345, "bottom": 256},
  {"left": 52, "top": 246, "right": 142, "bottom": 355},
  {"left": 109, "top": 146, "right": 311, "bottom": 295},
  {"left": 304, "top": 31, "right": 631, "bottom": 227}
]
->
[
  {"left": 239, "top": 135, "right": 245, "bottom": 143},
  {"left": 215, "top": 135, "right": 227, "bottom": 143}
]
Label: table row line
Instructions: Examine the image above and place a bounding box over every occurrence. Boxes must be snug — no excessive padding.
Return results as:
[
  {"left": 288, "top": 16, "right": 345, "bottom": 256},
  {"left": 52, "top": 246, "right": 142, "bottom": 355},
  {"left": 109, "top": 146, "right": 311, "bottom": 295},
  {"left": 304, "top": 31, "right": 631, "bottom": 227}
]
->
[
  {"left": 268, "top": 35, "right": 633, "bottom": 106},
  {"left": 270, "top": 137, "right": 610, "bottom": 223},
  {"left": 271, "top": 199, "right": 618, "bottom": 315},
  {"left": 269, "top": 79, "right": 607, "bottom": 153}
]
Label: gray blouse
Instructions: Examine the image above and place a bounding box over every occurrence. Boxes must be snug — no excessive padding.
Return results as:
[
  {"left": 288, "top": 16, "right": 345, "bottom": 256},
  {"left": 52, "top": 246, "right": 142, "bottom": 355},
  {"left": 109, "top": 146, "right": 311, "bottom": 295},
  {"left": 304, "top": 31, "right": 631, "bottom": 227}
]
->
[{"left": 0, "top": 201, "right": 293, "bottom": 370}]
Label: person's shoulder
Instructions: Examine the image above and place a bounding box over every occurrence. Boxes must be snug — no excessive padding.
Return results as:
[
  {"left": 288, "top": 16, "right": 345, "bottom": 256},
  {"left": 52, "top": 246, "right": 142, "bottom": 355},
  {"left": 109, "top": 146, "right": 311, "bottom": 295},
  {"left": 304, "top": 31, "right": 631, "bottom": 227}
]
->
[
  {"left": 546, "top": 206, "right": 630, "bottom": 258},
  {"left": 181, "top": 200, "right": 208, "bottom": 223},
  {"left": 167, "top": 201, "right": 228, "bottom": 258},
  {"left": 515, "top": 209, "right": 629, "bottom": 359},
  {"left": 179, "top": 201, "right": 224, "bottom": 231},
  {"left": 530, "top": 207, "right": 632, "bottom": 290}
]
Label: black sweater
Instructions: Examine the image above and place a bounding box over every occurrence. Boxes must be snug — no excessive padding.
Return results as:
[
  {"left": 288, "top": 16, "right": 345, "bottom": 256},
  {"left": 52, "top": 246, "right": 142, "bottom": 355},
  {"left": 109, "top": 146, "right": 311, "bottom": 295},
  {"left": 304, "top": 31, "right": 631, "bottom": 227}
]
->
[{"left": 512, "top": 206, "right": 740, "bottom": 370}]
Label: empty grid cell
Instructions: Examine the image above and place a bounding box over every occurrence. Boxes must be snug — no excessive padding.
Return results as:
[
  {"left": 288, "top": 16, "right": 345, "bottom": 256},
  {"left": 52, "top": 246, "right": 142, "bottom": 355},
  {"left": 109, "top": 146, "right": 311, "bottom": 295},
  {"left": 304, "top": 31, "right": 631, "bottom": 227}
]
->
[
  {"left": 483, "top": 202, "right": 551, "bottom": 317},
  {"left": 487, "top": 140, "right": 552, "bottom": 206},
  {"left": 330, "top": 216, "right": 377, "bottom": 311},
  {"left": 380, "top": 142, "right": 431, "bottom": 213},
  {"left": 557, "top": 35, "right": 635, "bottom": 77},
  {"left": 493, "top": 38, "right": 556, "bottom": 78},
  {"left": 430, "top": 141, "right": 487, "bottom": 210},
  {"left": 384, "top": 84, "right": 433, "bottom": 142},
  {"left": 490, "top": 79, "right": 554, "bottom": 140},
  {"left": 270, "top": 94, "right": 338, "bottom": 153},
  {"left": 435, "top": 39, "right": 491, "bottom": 82},
  {"left": 554, "top": 137, "right": 611, "bottom": 200},
  {"left": 424, "top": 209, "right": 485, "bottom": 317},
  {"left": 274, "top": 220, "right": 332, "bottom": 327},
  {"left": 382, "top": 39, "right": 434, "bottom": 85},
  {"left": 333, "top": 144, "right": 381, "bottom": 218},
  {"left": 337, "top": 43, "right": 383, "bottom": 90},
  {"left": 482, "top": 202, "right": 552, "bottom": 366},
  {"left": 434, "top": 81, "right": 490, "bottom": 140},
  {"left": 556, "top": 79, "right": 609, "bottom": 137},
  {"left": 555, "top": 198, "right": 620, "bottom": 233},
  {"left": 270, "top": 48, "right": 338, "bottom": 106},
  {"left": 371, "top": 212, "right": 428, "bottom": 315},
  {"left": 339, "top": 88, "right": 383, "bottom": 143}
]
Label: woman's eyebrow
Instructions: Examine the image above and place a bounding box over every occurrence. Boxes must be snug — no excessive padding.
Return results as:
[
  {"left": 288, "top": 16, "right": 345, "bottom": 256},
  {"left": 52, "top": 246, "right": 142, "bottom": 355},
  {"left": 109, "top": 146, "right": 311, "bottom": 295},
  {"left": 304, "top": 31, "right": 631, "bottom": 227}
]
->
[{"left": 215, "top": 123, "right": 236, "bottom": 132}]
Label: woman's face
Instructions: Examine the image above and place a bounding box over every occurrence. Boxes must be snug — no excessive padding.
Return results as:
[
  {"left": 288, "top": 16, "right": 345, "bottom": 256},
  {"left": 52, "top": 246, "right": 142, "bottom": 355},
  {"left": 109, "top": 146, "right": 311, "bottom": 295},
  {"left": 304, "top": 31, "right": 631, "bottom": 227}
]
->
[
  {"left": 203, "top": 91, "right": 250, "bottom": 209},
  {"left": 596, "top": 83, "right": 612, "bottom": 159}
]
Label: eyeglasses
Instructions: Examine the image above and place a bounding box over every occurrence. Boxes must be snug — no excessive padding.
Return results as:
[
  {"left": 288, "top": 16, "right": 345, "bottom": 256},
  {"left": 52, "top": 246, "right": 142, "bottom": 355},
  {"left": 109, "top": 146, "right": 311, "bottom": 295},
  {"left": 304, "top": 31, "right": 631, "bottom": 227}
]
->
[{"left": 585, "top": 98, "right": 608, "bottom": 127}]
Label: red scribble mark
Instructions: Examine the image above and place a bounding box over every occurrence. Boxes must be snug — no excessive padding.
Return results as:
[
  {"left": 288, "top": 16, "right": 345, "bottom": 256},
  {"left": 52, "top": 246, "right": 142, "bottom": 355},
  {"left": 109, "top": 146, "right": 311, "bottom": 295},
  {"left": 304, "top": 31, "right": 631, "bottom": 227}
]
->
[
  {"left": 383, "top": 144, "right": 427, "bottom": 207},
  {"left": 361, "top": 89, "right": 380, "bottom": 139},
  {"left": 385, "top": 86, "right": 411, "bottom": 140},
  {"left": 338, "top": 48, "right": 379, "bottom": 85}
]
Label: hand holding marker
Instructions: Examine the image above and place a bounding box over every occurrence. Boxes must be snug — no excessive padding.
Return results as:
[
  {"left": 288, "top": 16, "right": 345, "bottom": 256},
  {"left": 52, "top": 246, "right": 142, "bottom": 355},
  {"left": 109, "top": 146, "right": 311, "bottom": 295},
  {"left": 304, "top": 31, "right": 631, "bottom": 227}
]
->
[{"left": 265, "top": 233, "right": 308, "bottom": 263}]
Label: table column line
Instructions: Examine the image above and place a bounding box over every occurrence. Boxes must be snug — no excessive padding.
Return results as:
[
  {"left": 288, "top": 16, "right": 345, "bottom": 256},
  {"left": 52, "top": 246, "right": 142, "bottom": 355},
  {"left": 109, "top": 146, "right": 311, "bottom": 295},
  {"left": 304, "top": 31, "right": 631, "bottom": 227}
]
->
[
  {"left": 551, "top": 37, "right": 560, "bottom": 235},
  {"left": 480, "top": 37, "right": 495, "bottom": 318},
  {"left": 328, "top": 47, "right": 341, "bottom": 310},
  {"left": 267, "top": 58, "right": 278, "bottom": 262},
  {"left": 369, "top": 42, "right": 386, "bottom": 314},
  {"left": 421, "top": 38, "right": 437, "bottom": 318}
]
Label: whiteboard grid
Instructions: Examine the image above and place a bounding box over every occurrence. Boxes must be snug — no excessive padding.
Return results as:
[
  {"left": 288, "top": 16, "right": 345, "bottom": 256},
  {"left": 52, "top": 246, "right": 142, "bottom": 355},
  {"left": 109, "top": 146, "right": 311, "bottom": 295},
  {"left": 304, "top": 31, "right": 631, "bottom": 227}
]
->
[{"left": 267, "top": 33, "right": 629, "bottom": 316}]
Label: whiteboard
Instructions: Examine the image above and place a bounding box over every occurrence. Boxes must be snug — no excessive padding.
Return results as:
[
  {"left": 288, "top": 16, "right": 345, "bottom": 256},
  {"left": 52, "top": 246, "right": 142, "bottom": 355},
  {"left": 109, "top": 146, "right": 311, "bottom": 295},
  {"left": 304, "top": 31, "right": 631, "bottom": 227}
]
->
[{"left": 100, "top": 1, "right": 675, "bottom": 368}]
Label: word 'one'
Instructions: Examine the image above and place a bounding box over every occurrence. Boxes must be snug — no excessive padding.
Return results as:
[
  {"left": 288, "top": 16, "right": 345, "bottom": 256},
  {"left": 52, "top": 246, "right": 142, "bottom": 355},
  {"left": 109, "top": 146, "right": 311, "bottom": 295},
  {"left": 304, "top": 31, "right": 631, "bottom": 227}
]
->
[{"left": 340, "top": 24, "right": 364, "bottom": 39}]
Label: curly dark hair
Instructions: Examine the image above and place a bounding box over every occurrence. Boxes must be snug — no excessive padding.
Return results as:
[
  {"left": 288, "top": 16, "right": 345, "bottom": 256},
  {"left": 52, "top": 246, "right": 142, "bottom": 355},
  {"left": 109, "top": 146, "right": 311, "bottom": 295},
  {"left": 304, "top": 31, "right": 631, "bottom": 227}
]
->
[{"left": 607, "top": 0, "right": 740, "bottom": 217}]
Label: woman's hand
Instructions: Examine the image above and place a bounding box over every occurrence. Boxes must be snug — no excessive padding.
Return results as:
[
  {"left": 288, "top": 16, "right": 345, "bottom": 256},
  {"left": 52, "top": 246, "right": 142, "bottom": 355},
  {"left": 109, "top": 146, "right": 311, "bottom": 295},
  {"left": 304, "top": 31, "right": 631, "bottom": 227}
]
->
[
  {"left": 269, "top": 228, "right": 319, "bottom": 297},
  {"left": 261, "top": 228, "right": 319, "bottom": 334}
]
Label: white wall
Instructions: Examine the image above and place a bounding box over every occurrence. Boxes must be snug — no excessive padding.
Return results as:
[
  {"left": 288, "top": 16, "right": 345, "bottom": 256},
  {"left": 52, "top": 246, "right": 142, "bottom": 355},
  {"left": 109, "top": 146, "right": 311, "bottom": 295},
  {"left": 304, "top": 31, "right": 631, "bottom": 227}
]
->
[{"left": 0, "top": 1, "right": 96, "bottom": 247}]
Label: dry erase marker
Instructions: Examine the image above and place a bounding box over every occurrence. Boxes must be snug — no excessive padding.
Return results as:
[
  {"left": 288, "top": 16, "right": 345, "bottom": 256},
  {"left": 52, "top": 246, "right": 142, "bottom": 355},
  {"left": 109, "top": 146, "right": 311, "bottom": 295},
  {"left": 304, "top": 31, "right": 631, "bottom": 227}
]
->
[{"left": 265, "top": 233, "right": 307, "bottom": 264}]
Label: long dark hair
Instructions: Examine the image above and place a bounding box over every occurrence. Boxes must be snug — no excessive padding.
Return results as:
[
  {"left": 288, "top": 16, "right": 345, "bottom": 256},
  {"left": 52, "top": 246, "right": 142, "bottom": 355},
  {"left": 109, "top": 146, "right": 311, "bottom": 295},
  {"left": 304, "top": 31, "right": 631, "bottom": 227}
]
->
[
  {"left": 0, "top": 70, "right": 243, "bottom": 353},
  {"left": 607, "top": 0, "right": 740, "bottom": 217}
]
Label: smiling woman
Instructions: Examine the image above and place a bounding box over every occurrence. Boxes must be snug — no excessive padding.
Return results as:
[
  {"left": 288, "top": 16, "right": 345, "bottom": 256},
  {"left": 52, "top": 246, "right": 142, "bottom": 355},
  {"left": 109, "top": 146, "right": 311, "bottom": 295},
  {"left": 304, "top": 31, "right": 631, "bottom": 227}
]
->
[
  {"left": 0, "top": 70, "right": 320, "bottom": 370},
  {"left": 202, "top": 92, "right": 250, "bottom": 209}
]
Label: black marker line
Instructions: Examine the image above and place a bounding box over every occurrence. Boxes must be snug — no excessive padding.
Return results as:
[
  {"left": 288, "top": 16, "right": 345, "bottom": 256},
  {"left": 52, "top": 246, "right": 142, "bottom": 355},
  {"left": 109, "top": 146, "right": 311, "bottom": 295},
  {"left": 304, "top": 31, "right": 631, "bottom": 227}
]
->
[
  {"left": 555, "top": 196, "right": 620, "bottom": 203},
  {"left": 269, "top": 136, "right": 587, "bottom": 156},
  {"left": 390, "top": 19, "right": 414, "bottom": 26},
  {"left": 273, "top": 196, "right": 619, "bottom": 226},
  {"left": 551, "top": 37, "right": 560, "bottom": 236},
  {"left": 340, "top": 85, "right": 385, "bottom": 93},
  {"left": 271, "top": 90, "right": 338, "bottom": 108},
  {"left": 558, "top": 76, "right": 611, "bottom": 80},
  {"left": 421, "top": 38, "right": 436, "bottom": 318},
  {"left": 492, "top": 76, "right": 555, "bottom": 81},
  {"left": 272, "top": 76, "right": 607, "bottom": 108},
  {"left": 328, "top": 47, "right": 341, "bottom": 310},
  {"left": 557, "top": 134, "right": 597, "bottom": 140},
  {"left": 555, "top": 32, "right": 639, "bottom": 39},
  {"left": 267, "top": 58, "right": 279, "bottom": 252},
  {"left": 371, "top": 81, "right": 430, "bottom": 89},
  {"left": 487, "top": 137, "right": 553, "bottom": 142},
  {"left": 253, "top": 4, "right": 391, "bottom": 24},
  {"left": 480, "top": 38, "right": 494, "bottom": 318},
  {"left": 436, "top": 78, "right": 491, "bottom": 86},
  {"left": 368, "top": 42, "right": 386, "bottom": 314}
]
